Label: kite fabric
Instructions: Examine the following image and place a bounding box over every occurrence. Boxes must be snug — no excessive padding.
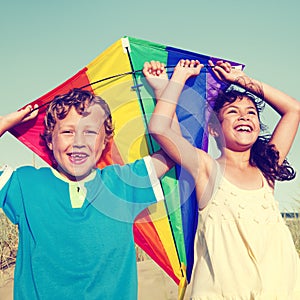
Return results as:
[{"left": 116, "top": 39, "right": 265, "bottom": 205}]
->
[{"left": 9, "top": 36, "right": 244, "bottom": 298}]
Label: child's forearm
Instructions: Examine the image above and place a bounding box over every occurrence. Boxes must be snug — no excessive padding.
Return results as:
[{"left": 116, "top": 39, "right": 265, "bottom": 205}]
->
[
  {"left": 149, "top": 59, "right": 202, "bottom": 139},
  {"left": 236, "top": 75, "right": 300, "bottom": 118},
  {"left": 149, "top": 78, "right": 185, "bottom": 135},
  {"left": 236, "top": 73, "right": 299, "bottom": 164},
  {"left": 259, "top": 81, "right": 299, "bottom": 118},
  {"left": 0, "top": 105, "right": 38, "bottom": 137},
  {"left": 0, "top": 116, "right": 6, "bottom": 137},
  {"left": 0, "top": 114, "right": 17, "bottom": 137},
  {"left": 210, "top": 60, "right": 299, "bottom": 117}
]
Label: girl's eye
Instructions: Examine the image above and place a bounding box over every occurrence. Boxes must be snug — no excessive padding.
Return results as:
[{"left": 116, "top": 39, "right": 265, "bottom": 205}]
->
[
  {"left": 248, "top": 111, "right": 257, "bottom": 115},
  {"left": 228, "top": 109, "right": 237, "bottom": 114}
]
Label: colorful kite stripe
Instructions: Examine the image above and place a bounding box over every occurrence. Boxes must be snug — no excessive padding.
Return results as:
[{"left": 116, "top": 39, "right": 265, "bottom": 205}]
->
[{"left": 10, "top": 36, "right": 244, "bottom": 298}]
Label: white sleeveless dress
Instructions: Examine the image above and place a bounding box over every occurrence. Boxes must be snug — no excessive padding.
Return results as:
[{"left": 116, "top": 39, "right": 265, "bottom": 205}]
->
[{"left": 190, "top": 165, "right": 300, "bottom": 299}]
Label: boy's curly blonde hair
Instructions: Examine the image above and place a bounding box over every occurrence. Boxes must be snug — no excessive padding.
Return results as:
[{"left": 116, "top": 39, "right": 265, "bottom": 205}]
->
[{"left": 41, "top": 88, "right": 114, "bottom": 145}]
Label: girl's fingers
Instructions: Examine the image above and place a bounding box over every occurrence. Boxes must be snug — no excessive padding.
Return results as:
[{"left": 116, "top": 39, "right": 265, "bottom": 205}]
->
[
  {"left": 208, "top": 60, "right": 214, "bottom": 67},
  {"left": 190, "top": 60, "right": 199, "bottom": 67},
  {"left": 178, "top": 59, "right": 202, "bottom": 68},
  {"left": 147, "top": 61, "right": 165, "bottom": 76},
  {"left": 215, "top": 61, "right": 231, "bottom": 72}
]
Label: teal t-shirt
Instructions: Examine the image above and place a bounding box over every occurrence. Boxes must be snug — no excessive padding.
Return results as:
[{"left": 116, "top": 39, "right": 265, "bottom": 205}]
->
[{"left": 0, "top": 159, "right": 160, "bottom": 300}]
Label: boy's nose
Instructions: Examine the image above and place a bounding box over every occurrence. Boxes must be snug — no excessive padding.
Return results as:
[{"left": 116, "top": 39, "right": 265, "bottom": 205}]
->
[{"left": 73, "top": 132, "right": 85, "bottom": 146}]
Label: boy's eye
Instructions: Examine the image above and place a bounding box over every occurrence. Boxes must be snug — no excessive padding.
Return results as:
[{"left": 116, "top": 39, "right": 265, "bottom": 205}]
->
[
  {"left": 61, "top": 130, "right": 74, "bottom": 135},
  {"left": 84, "top": 130, "right": 98, "bottom": 136}
]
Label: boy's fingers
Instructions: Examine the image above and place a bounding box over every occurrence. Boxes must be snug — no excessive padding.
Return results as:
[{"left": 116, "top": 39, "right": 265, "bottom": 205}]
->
[
  {"left": 21, "top": 104, "right": 39, "bottom": 122},
  {"left": 24, "top": 105, "right": 33, "bottom": 112}
]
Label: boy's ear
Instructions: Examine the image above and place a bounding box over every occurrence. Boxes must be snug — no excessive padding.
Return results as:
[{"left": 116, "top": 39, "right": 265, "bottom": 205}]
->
[
  {"left": 102, "top": 140, "right": 108, "bottom": 151},
  {"left": 47, "top": 142, "right": 53, "bottom": 151},
  {"left": 208, "top": 122, "right": 219, "bottom": 138}
]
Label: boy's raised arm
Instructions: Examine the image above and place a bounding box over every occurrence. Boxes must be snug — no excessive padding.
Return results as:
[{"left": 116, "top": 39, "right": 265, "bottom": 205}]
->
[{"left": 0, "top": 104, "right": 38, "bottom": 137}]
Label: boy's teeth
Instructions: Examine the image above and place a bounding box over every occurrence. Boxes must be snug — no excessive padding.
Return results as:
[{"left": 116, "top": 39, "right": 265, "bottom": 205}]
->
[{"left": 71, "top": 153, "right": 87, "bottom": 158}]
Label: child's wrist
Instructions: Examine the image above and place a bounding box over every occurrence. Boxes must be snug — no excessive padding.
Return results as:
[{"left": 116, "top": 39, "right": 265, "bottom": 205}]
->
[
  {"left": 153, "top": 87, "right": 168, "bottom": 98},
  {"left": 233, "top": 75, "right": 253, "bottom": 88},
  {"left": 169, "top": 75, "right": 186, "bottom": 86}
]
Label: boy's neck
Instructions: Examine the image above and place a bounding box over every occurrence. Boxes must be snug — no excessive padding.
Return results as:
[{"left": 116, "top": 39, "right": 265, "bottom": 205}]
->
[{"left": 51, "top": 168, "right": 97, "bottom": 183}]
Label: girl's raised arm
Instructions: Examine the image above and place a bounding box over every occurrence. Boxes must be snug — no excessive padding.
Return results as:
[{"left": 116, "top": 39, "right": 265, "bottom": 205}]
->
[
  {"left": 146, "top": 59, "right": 213, "bottom": 181},
  {"left": 210, "top": 60, "right": 300, "bottom": 164}
]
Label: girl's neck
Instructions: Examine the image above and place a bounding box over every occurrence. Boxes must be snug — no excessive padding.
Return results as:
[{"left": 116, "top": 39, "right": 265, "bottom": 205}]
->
[
  {"left": 217, "top": 150, "right": 264, "bottom": 190},
  {"left": 218, "top": 148, "right": 252, "bottom": 170}
]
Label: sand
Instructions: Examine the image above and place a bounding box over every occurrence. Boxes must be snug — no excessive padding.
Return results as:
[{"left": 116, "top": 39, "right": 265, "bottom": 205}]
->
[{"left": 0, "top": 260, "right": 192, "bottom": 300}]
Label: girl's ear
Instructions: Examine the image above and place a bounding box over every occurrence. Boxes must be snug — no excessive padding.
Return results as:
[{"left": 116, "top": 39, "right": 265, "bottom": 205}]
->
[{"left": 208, "top": 123, "right": 220, "bottom": 138}]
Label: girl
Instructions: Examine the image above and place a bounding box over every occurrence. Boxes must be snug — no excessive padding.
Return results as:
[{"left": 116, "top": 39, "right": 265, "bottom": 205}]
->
[{"left": 144, "top": 59, "right": 300, "bottom": 299}]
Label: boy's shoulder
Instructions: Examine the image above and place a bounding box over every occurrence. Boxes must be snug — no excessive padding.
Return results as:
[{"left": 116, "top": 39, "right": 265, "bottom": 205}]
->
[
  {"left": 15, "top": 165, "right": 52, "bottom": 177},
  {"left": 99, "top": 158, "right": 147, "bottom": 174}
]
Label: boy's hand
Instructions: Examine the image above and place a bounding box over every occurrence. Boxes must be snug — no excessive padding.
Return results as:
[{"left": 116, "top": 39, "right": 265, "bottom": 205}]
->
[
  {"left": 0, "top": 104, "right": 39, "bottom": 137},
  {"left": 143, "top": 61, "right": 169, "bottom": 96},
  {"left": 15, "top": 104, "right": 39, "bottom": 125},
  {"left": 208, "top": 60, "right": 245, "bottom": 84}
]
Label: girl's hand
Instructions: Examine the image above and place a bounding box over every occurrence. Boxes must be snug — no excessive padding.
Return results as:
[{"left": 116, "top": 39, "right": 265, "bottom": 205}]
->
[
  {"left": 143, "top": 61, "right": 169, "bottom": 95},
  {"left": 208, "top": 60, "right": 245, "bottom": 84},
  {"left": 172, "top": 59, "right": 203, "bottom": 83}
]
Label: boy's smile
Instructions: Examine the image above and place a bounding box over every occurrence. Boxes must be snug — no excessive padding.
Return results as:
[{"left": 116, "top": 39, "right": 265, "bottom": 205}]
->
[{"left": 48, "top": 105, "right": 107, "bottom": 181}]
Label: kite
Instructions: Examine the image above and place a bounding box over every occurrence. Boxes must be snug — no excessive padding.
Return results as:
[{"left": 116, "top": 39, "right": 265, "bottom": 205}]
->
[{"left": 9, "top": 36, "right": 244, "bottom": 299}]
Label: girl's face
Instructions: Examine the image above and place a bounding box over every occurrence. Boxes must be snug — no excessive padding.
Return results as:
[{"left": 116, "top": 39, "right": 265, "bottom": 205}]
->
[
  {"left": 48, "top": 104, "right": 107, "bottom": 181},
  {"left": 217, "top": 96, "right": 261, "bottom": 151}
]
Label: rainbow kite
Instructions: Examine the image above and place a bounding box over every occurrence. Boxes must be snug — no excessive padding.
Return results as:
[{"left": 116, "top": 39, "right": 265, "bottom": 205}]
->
[{"left": 9, "top": 36, "right": 244, "bottom": 298}]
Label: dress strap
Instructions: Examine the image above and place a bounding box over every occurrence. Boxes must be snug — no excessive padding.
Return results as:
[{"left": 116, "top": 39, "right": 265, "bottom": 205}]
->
[
  {"left": 259, "top": 170, "right": 274, "bottom": 193},
  {"left": 199, "top": 160, "right": 223, "bottom": 210}
]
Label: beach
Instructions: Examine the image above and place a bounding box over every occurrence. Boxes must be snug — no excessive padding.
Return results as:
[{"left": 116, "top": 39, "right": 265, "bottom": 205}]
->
[{"left": 0, "top": 260, "right": 191, "bottom": 300}]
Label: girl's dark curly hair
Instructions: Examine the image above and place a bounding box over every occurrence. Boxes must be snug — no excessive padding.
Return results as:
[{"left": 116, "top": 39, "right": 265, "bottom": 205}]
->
[
  {"left": 41, "top": 88, "right": 114, "bottom": 145},
  {"left": 209, "top": 86, "right": 295, "bottom": 187}
]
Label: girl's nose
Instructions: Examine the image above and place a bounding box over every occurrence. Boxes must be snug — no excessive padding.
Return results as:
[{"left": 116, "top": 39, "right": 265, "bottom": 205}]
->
[{"left": 238, "top": 114, "right": 249, "bottom": 121}]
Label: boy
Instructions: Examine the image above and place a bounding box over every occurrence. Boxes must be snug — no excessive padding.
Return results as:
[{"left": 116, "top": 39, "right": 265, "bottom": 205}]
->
[{"left": 0, "top": 88, "right": 173, "bottom": 300}]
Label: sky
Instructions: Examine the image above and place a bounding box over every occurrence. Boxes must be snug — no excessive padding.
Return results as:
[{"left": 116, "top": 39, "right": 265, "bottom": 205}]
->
[{"left": 0, "top": 0, "right": 299, "bottom": 211}]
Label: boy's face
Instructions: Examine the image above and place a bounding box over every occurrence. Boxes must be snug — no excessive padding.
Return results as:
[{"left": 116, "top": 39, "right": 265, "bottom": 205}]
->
[{"left": 48, "top": 104, "right": 107, "bottom": 181}]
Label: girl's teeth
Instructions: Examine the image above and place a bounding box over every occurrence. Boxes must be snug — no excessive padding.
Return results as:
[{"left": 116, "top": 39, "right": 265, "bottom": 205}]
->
[{"left": 237, "top": 126, "right": 251, "bottom": 132}]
